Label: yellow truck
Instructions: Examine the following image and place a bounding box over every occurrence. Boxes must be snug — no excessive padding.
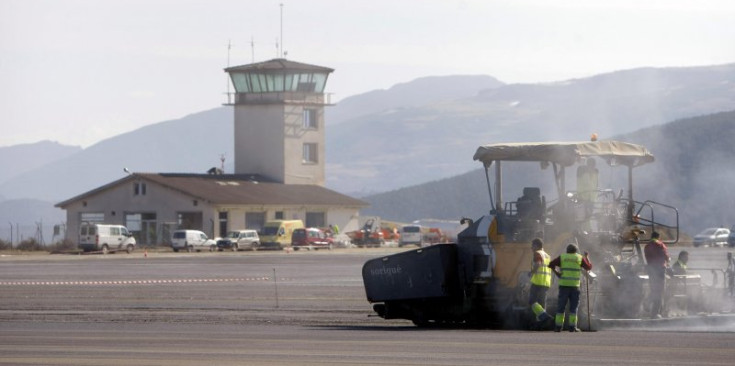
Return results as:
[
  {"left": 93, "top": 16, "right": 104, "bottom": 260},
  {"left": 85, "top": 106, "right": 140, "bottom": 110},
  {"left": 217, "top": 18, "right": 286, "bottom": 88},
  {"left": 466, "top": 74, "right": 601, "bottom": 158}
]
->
[{"left": 260, "top": 220, "right": 304, "bottom": 250}]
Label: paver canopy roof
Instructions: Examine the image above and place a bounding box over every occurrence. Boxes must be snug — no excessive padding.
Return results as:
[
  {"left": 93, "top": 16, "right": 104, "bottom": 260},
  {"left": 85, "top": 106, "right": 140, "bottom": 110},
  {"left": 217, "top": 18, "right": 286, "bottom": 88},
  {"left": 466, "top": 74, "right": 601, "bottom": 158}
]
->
[{"left": 473, "top": 140, "right": 655, "bottom": 167}]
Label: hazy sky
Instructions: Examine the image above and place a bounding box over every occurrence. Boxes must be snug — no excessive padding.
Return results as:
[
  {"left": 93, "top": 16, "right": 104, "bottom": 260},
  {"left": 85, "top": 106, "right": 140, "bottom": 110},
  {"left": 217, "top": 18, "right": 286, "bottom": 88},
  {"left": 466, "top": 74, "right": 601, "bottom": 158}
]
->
[{"left": 2, "top": 0, "right": 734, "bottom": 148}]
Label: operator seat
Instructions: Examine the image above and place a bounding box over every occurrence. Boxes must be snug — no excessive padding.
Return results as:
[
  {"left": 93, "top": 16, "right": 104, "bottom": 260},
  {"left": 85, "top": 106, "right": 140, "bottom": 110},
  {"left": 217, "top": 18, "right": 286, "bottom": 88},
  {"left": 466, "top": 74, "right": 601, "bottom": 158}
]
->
[
  {"left": 517, "top": 187, "right": 544, "bottom": 220},
  {"left": 513, "top": 187, "right": 546, "bottom": 242}
]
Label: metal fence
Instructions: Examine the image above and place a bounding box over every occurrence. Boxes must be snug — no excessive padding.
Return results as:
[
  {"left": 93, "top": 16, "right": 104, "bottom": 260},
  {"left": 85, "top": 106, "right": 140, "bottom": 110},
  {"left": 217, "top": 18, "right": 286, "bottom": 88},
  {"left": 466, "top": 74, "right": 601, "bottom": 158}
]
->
[
  {"left": 0, "top": 222, "right": 180, "bottom": 249},
  {"left": 0, "top": 222, "right": 67, "bottom": 247}
]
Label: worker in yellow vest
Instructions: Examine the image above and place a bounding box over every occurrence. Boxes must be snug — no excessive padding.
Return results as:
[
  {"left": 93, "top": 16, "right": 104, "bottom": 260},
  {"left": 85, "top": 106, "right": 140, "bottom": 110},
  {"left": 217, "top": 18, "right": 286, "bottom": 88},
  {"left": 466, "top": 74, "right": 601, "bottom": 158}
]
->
[
  {"left": 671, "top": 251, "right": 688, "bottom": 276},
  {"left": 528, "top": 238, "right": 552, "bottom": 326},
  {"left": 549, "top": 244, "right": 592, "bottom": 332}
]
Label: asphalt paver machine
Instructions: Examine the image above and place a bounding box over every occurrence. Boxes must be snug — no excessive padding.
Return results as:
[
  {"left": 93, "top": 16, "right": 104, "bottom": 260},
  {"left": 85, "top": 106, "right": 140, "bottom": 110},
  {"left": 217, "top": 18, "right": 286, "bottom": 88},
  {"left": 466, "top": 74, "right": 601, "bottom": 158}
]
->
[{"left": 363, "top": 140, "right": 680, "bottom": 328}]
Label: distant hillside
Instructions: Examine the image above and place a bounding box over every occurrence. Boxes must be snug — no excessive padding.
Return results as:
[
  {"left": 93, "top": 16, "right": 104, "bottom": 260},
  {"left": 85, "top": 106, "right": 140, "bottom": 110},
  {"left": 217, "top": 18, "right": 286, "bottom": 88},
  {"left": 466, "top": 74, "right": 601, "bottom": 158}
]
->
[
  {"left": 327, "top": 63, "right": 735, "bottom": 195},
  {"left": 0, "top": 141, "right": 81, "bottom": 188},
  {"left": 619, "top": 110, "right": 735, "bottom": 234},
  {"left": 0, "top": 108, "right": 233, "bottom": 202},
  {"left": 360, "top": 110, "right": 735, "bottom": 236},
  {"left": 327, "top": 75, "right": 504, "bottom": 125}
]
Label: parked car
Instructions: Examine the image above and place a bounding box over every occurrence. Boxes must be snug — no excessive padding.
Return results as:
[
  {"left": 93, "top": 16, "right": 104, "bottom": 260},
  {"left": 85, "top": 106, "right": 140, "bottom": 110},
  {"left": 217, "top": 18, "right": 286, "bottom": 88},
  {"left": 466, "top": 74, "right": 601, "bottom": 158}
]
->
[
  {"left": 78, "top": 223, "right": 136, "bottom": 254},
  {"left": 729, "top": 226, "right": 735, "bottom": 248},
  {"left": 692, "top": 227, "right": 731, "bottom": 247},
  {"left": 291, "top": 228, "right": 333, "bottom": 250},
  {"left": 171, "top": 230, "right": 217, "bottom": 252},
  {"left": 217, "top": 230, "right": 260, "bottom": 251}
]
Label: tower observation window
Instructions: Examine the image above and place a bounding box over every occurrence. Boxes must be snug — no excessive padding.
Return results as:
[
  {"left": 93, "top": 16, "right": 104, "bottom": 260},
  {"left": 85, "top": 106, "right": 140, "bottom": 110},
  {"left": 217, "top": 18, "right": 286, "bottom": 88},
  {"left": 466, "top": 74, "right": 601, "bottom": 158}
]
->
[{"left": 230, "top": 72, "right": 328, "bottom": 93}]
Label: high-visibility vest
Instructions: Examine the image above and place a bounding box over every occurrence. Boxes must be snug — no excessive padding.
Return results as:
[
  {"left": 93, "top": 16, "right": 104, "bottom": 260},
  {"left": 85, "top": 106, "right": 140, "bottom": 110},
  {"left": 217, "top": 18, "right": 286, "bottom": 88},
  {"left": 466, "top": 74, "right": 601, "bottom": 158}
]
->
[
  {"left": 674, "top": 260, "right": 687, "bottom": 274},
  {"left": 559, "top": 253, "right": 583, "bottom": 288},
  {"left": 531, "top": 249, "right": 552, "bottom": 288}
]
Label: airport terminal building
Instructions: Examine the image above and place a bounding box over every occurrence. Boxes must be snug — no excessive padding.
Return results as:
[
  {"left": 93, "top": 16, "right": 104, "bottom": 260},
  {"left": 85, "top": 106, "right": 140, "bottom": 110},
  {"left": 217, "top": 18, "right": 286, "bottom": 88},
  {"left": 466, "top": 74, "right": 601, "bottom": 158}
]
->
[{"left": 56, "top": 59, "right": 368, "bottom": 245}]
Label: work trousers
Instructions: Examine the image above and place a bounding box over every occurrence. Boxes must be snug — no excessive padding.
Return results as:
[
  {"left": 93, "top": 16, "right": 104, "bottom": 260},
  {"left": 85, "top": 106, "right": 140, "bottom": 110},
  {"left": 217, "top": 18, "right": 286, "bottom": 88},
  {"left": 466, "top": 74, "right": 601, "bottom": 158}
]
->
[
  {"left": 528, "top": 284, "right": 549, "bottom": 308},
  {"left": 648, "top": 266, "right": 666, "bottom": 317},
  {"left": 555, "top": 285, "right": 580, "bottom": 328}
]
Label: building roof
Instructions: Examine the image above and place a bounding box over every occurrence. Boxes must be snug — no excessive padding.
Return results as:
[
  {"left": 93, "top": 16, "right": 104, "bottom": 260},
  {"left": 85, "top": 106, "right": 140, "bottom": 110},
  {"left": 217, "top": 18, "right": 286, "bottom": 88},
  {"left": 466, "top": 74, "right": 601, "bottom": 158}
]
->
[
  {"left": 56, "top": 173, "right": 367, "bottom": 208},
  {"left": 225, "top": 58, "right": 334, "bottom": 74}
]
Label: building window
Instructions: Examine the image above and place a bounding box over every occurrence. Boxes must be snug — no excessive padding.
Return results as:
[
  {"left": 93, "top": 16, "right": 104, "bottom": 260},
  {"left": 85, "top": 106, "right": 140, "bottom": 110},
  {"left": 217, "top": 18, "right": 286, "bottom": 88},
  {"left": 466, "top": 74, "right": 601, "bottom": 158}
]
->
[
  {"left": 306, "top": 212, "right": 325, "bottom": 228},
  {"left": 303, "top": 109, "right": 317, "bottom": 129},
  {"left": 246, "top": 212, "right": 266, "bottom": 232},
  {"left": 302, "top": 143, "right": 318, "bottom": 164},
  {"left": 275, "top": 211, "right": 284, "bottom": 220},
  {"left": 134, "top": 182, "right": 146, "bottom": 196}
]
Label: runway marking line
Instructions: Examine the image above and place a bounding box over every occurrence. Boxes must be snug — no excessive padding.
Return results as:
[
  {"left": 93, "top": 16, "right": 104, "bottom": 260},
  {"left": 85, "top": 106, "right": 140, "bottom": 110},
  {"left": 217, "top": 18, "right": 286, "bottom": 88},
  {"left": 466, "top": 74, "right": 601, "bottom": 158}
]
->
[{"left": 0, "top": 277, "right": 294, "bottom": 286}]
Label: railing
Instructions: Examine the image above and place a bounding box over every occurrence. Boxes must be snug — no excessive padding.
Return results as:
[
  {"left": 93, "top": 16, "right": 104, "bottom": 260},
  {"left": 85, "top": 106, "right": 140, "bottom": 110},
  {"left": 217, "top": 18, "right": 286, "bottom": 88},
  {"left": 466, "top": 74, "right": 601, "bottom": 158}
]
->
[
  {"left": 223, "top": 92, "right": 333, "bottom": 106},
  {"left": 632, "top": 200, "right": 680, "bottom": 244}
]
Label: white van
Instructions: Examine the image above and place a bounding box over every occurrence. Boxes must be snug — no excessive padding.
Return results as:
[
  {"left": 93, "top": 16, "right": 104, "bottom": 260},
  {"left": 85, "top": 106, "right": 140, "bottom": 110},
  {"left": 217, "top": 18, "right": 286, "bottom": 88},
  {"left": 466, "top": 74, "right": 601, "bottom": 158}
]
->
[
  {"left": 171, "top": 230, "right": 217, "bottom": 252},
  {"left": 79, "top": 223, "right": 137, "bottom": 254},
  {"left": 399, "top": 225, "right": 423, "bottom": 247}
]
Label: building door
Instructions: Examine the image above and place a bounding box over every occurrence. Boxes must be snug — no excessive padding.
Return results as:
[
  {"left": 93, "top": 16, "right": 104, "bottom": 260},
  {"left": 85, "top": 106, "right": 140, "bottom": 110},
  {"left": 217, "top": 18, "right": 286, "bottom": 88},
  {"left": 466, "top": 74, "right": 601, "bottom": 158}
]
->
[
  {"left": 141, "top": 213, "right": 157, "bottom": 245},
  {"left": 218, "top": 211, "right": 228, "bottom": 237},
  {"left": 125, "top": 213, "right": 157, "bottom": 245}
]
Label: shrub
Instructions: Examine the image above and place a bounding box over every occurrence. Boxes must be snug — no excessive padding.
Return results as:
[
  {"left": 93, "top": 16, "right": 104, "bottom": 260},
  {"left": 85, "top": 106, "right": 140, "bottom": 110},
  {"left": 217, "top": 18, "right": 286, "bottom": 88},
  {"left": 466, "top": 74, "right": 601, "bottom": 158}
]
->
[
  {"left": 16, "top": 238, "right": 44, "bottom": 251},
  {"left": 48, "top": 239, "right": 78, "bottom": 253}
]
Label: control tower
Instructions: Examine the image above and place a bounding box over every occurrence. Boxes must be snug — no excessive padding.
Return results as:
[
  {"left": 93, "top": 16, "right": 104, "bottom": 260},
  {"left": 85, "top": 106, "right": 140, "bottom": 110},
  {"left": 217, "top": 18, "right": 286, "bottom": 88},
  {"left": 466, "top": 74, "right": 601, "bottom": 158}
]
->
[{"left": 224, "top": 59, "right": 334, "bottom": 186}]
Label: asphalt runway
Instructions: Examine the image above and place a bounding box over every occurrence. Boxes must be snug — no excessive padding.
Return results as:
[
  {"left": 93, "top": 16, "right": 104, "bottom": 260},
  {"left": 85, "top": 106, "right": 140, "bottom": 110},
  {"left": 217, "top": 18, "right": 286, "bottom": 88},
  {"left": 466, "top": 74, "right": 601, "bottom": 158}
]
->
[{"left": 1, "top": 246, "right": 734, "bottom": 365}]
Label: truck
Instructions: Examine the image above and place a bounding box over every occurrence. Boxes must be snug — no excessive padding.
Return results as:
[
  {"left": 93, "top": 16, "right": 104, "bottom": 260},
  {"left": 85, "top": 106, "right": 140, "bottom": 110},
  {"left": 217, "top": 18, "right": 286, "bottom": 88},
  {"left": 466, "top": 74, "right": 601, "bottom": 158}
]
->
[
  {"left": 347, "top": 218, "right": 385, "bottom": 248},
  {"left": 363, "top": 140, "right": 689, "bottom": 329},
  {"left": 259, "top": 220, "right": 304, "bottom": 250}
]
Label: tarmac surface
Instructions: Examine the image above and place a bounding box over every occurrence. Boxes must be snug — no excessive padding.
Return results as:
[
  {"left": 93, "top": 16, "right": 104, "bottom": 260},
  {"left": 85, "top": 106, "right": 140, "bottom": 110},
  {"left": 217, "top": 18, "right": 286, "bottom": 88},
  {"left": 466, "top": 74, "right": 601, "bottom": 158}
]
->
[{"left": 1, "top": 246, "right": 734, "bottom": 365}]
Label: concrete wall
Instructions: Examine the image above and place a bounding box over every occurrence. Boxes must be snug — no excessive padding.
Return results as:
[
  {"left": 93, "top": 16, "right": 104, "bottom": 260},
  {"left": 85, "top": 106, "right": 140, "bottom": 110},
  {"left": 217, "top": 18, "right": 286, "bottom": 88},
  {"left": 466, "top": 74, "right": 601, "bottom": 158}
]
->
[
  {"left": 233, "top": 93, "right": 326, "bottom": 186},
  {"left": 63, "top": 177, "right": 216, "bottom": 243},
  {"left": 234, "top": 104, "right": 285, "bottom": 182},
  {"left": 282, "top": 98, "right": 326, "bottom": 186},
  {"left": 63, "top": 176, "right": 363, "bottom": 242},
  {"left": 212, "top": 205, "right": 361, "bottom": 237}
]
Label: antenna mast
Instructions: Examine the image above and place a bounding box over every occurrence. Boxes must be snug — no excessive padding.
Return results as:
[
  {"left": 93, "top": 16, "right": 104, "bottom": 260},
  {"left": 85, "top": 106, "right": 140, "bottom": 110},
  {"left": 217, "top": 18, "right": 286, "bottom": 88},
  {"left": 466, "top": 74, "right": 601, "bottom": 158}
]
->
[
  {"left": 226, "top": 40, "right": 232, "bottom": 104},
  {"left": 251, "top": 36, "right": 255, "bottom": 63},
  {"left": 280, "top": 3, "right": 284, "bottom": 58}
]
